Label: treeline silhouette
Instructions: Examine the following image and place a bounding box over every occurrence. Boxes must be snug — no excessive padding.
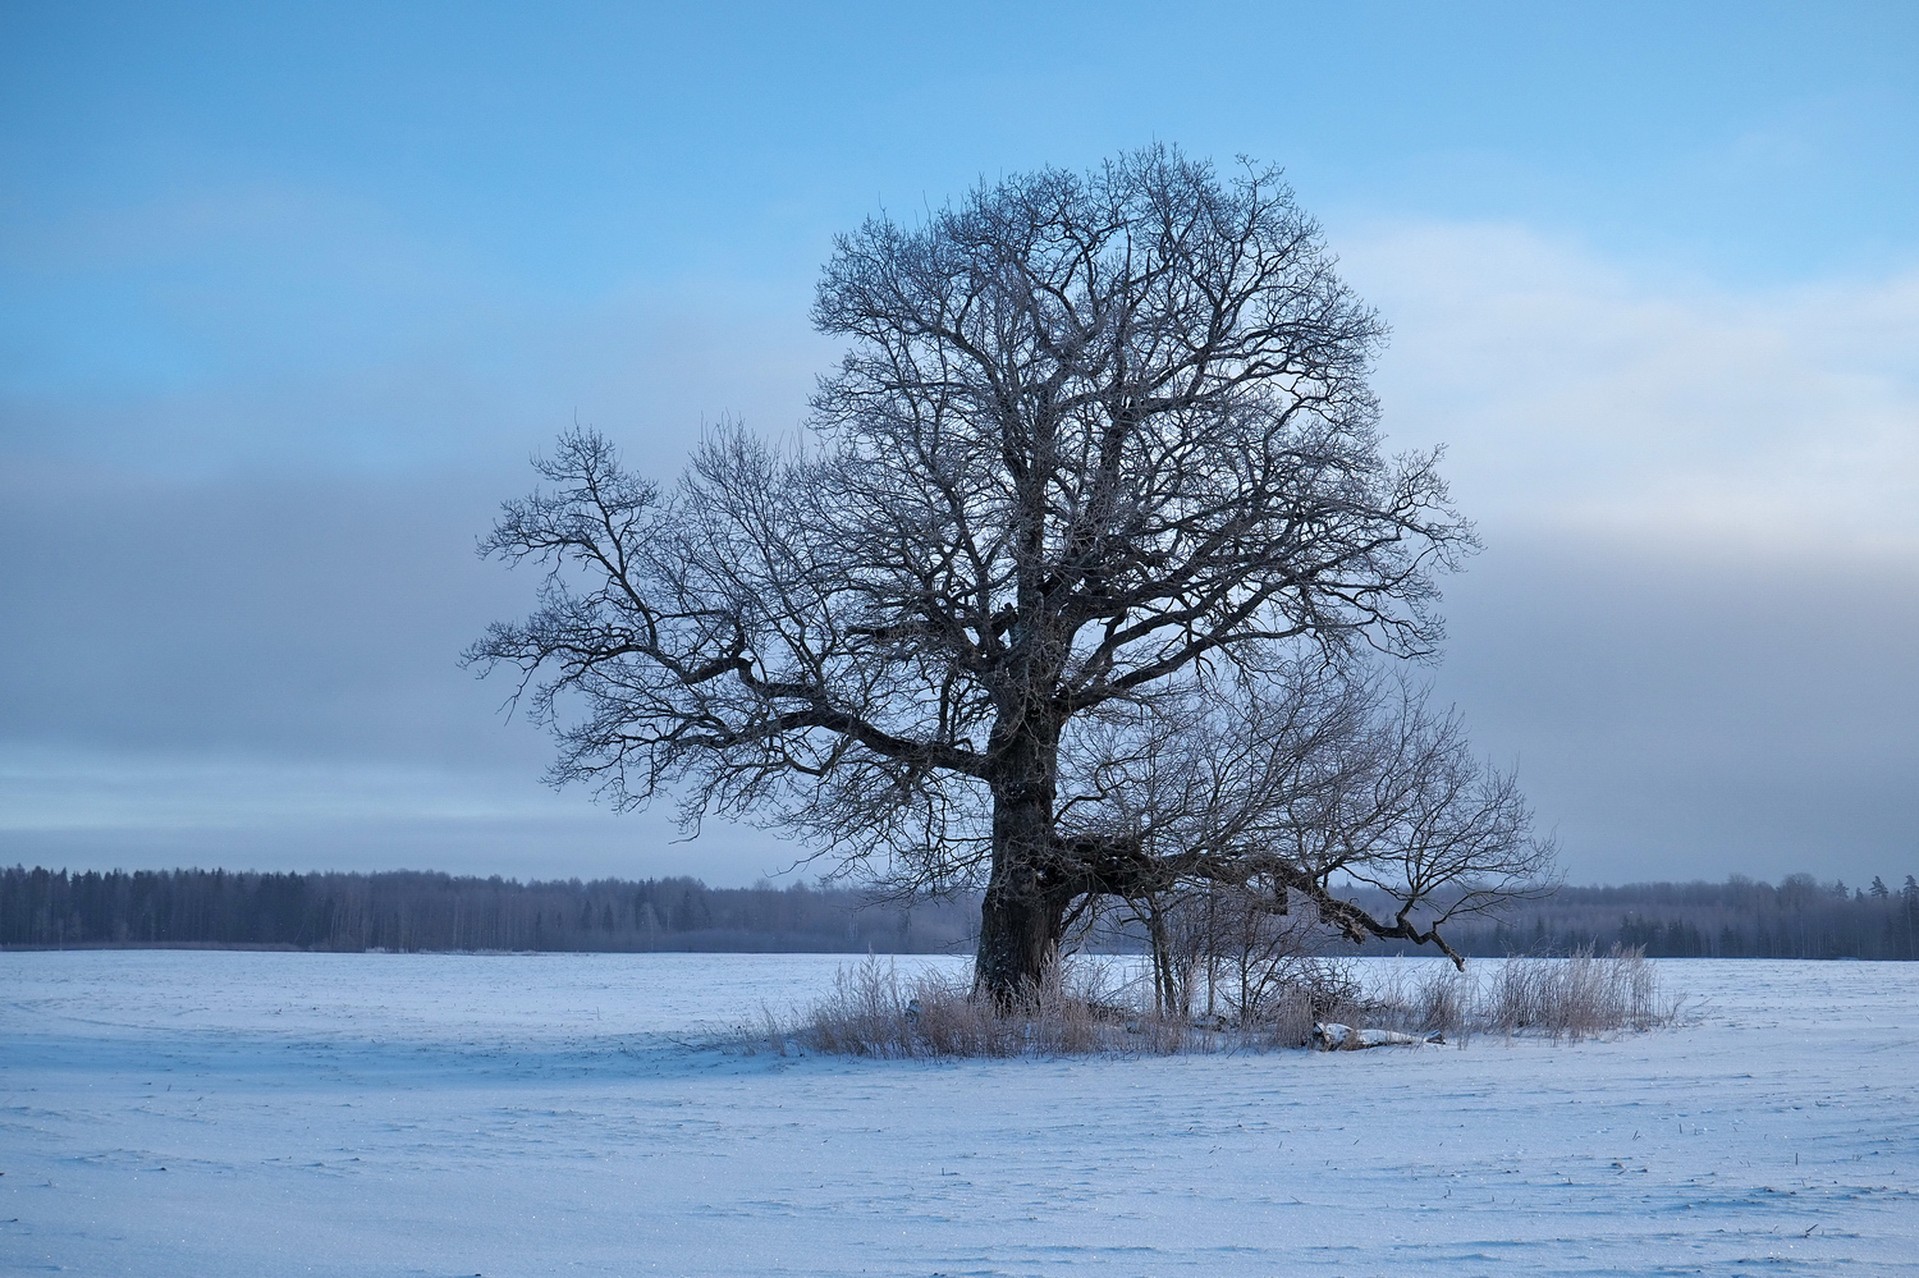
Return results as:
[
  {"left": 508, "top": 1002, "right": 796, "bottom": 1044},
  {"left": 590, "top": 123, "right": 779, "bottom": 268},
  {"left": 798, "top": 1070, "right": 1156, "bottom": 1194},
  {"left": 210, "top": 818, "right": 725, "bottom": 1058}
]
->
[
  {"left": 0, "top": 866, "right": 977, "bottom": 954},
  {"left": 4, "top": 866, "right": 1916, "bottom": 959},
  {"left": 1359, "top": 873, "right": 1919, "bottom": 960}
]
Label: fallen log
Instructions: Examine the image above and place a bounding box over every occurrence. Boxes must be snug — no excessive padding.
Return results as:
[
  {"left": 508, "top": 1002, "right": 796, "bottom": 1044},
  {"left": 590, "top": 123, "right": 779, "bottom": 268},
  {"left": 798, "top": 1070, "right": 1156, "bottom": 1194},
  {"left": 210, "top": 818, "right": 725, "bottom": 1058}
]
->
[{"left": 1312, "top": 1022, "right": 1445, "bottom": 1050}]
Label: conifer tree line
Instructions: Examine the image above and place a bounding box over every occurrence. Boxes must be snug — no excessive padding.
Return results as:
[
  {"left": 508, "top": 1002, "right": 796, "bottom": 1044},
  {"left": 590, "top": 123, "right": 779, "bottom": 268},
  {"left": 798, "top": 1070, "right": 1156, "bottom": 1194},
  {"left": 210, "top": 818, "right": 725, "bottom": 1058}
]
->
[
  {"left": 1352, "top": 873, "right": 1919, "bottom": 960},
  {"left": 0, "top": 867, "right": 975, "bottom": 954},
  {"left": 4, "top": 865, "right": 1915, "bottom": 959}
]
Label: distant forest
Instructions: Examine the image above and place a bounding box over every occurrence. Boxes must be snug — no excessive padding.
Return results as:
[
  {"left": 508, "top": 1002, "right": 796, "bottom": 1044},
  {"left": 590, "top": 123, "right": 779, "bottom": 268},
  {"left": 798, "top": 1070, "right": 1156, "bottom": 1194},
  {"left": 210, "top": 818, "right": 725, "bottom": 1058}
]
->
[
  {"left": 4, "top": 866, "right": 1917, "bottom": 959},
  {"left": 0, "top": 867, "right": 977, "bottom": 954},
  {"left": 1352, "top": 873, "right": 1919, "bottom": 961}
]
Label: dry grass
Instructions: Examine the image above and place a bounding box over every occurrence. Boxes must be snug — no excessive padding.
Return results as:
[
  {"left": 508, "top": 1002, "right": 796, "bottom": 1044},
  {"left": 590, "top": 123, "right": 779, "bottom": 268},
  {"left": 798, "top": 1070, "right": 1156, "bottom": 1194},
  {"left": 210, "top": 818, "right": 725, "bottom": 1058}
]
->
[
  {"left": 1481, "top": 945, "right": 1673, "bottom": 1039},
  {"left": 788, "top": 947, "right": 1678, "bottom": 1058},
  {"left": 793, "top": 955, "right": 1124, "bottom": 1058},
  {"left": 1365, "top": 963, "right": 1475, "bottom": 1042}
]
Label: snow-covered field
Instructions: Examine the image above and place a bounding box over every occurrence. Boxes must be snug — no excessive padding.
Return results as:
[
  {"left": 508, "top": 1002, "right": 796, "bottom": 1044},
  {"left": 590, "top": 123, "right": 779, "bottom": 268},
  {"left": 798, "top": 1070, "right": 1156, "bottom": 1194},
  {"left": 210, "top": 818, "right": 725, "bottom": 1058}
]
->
[{"left": 3, "top": 952, "right": 1915, "bottom": 1276}]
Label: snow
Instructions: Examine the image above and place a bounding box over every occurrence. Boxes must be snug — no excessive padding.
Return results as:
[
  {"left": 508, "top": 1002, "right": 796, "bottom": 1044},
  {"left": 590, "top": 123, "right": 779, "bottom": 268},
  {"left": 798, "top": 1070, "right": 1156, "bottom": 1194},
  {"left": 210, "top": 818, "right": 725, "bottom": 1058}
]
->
[
  {"left": 1310, "top": 1022, "right": 1441, "bottom": 1049},
  {"left": 3, "top": 952, "right": 1916, "bottom": 1275}
]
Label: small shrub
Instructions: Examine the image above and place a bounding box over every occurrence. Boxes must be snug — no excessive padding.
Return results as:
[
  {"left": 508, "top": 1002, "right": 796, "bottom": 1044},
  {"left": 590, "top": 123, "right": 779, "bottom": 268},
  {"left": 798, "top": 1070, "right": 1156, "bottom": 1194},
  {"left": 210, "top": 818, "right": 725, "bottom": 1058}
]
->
[{"left": 1238, "top": 956, "right": 1372, "bottom": 1048}]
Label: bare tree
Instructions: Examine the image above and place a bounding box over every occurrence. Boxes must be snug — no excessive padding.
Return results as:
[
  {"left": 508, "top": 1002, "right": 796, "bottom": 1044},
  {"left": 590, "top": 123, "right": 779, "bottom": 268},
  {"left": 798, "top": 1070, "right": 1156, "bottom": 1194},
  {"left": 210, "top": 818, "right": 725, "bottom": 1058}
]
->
[
  {"left": 467, "top": 146, "right": 1551, "bottom": 1003},
  {"left": 1076, "top": 667, "right": 1552, "bottom": 970}
]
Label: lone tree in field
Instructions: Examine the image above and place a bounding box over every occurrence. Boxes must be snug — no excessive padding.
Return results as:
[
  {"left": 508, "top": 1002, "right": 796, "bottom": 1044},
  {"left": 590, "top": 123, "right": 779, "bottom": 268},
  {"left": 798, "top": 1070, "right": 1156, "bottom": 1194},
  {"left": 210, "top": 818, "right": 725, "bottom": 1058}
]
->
[{"left": 469, "top": 147, "right": 1551, "bottom": 1003}]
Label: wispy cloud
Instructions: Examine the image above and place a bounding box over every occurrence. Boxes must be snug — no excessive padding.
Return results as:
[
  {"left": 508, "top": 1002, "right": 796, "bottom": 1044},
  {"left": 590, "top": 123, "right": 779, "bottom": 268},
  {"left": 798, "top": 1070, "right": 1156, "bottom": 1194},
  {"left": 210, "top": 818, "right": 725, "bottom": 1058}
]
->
[
  {"left": 1345, "top": 221, "right": 1919, "bottom": 554},
  {"left": 0, "top": 746, "right": 564, "bottom": 830}
]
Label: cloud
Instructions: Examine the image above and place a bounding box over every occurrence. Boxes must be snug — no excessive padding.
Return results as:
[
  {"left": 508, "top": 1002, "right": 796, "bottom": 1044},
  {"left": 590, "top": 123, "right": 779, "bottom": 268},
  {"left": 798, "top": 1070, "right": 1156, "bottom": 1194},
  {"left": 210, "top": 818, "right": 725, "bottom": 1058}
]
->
[
  {"left": 1342, "top": 221, "right": 1919, "bottom": 555},
  {"left": 0, "top": 458, "right": 809, "bottom": 884},
  {"left": 0, "top": 803, "right": 796, "bottom": 885},
  {"left": 5, "top": 213, "right": 1915, "bottom": 887},
  {"left": 0, "top": 738, "right": 805, "bottom": 884},
  {"left": 1428, "top": 528, "right": 1919, "bottom": 884},
  {"left": 1318, "top": 223, "right": 1919, "bottom": 883},
  {"left": 0, "top": 747, "right": 562, "bottom": 831},
  {"left": 1, "top": 175, "right": 832, "bottom": 479}
]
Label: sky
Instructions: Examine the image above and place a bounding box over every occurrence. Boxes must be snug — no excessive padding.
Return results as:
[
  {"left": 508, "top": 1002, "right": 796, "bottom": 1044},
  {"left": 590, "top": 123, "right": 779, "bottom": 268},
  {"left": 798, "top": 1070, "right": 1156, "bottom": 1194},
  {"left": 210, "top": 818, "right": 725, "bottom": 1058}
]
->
[{"left": 3, "top": 0, "right": 1916, "bottom": 889}]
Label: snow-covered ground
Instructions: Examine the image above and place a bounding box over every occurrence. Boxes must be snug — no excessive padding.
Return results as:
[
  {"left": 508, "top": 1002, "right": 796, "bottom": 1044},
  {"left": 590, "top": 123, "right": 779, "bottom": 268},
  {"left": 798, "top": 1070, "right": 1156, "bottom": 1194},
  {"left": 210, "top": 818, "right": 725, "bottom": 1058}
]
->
[{"left": 3, "top": 952, "right": 1915, "bottom": 1276}]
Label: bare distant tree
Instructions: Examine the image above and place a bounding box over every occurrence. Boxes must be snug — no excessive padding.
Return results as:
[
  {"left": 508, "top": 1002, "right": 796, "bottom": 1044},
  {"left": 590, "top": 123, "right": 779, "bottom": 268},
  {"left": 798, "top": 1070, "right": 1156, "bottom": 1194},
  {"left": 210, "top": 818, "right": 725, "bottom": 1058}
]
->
[{"left": 467, "top": 146, "right": 1552, "bottom": 1003}]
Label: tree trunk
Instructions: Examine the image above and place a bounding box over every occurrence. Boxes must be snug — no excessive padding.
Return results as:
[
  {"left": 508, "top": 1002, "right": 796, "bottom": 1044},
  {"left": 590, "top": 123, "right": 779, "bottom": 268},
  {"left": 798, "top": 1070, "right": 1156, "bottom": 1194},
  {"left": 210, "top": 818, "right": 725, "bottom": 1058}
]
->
[
  {"left": 973, "top": 718, "right": 1066, "bottom": 1006},
  {"left": 974, "top": 857, "right": 1064, "bottom": 1007}
]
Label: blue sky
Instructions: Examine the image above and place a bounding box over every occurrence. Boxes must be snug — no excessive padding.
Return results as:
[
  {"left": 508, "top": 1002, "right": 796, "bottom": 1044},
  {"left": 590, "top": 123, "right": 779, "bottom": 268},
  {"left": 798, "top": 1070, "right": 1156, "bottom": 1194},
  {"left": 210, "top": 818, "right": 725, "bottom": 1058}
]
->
[{"left": 3, "top": 1, "right": 1916, "bottom": 887}]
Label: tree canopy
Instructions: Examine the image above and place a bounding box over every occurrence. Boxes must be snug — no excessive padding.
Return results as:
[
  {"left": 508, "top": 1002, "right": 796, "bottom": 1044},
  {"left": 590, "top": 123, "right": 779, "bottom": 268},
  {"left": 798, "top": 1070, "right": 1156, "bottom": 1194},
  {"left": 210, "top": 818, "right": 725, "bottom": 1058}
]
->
[{"left": 469, "top": 146, "right": 1551, "bottom": 1000}]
